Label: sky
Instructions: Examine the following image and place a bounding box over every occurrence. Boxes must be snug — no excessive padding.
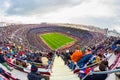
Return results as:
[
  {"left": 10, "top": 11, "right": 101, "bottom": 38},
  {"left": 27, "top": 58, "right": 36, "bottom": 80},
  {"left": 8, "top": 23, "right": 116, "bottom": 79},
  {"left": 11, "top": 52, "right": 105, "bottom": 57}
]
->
[{"left": 0, "top": 0, "right": 120, "bottom": 31}]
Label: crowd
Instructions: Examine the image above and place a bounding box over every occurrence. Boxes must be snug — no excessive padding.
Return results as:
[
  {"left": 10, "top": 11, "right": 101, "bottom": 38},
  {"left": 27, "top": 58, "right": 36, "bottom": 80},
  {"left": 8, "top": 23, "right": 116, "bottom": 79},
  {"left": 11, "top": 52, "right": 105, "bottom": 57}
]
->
[
  {"left": 0, "top": 40, "right": 54, "bottom": 80},
  {"left": 60, "top": 36, "right": 120, "bottom": 80},
  {"left": 0, "top": 25, "right": 55, "bottom": 80},
  {"left": 0, "top": 24, "right": 120, "bottom": 80}
]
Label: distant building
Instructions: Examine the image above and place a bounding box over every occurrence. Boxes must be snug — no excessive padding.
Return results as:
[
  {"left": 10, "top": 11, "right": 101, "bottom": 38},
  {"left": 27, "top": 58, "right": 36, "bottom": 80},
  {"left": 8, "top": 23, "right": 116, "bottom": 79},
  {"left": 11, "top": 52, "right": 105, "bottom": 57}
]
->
[
  {"left": 107, "top": 30, "right": 120, "bottom": 37},
  {"left": 0, "top": 22, "right": 8, "bottom": 27}
]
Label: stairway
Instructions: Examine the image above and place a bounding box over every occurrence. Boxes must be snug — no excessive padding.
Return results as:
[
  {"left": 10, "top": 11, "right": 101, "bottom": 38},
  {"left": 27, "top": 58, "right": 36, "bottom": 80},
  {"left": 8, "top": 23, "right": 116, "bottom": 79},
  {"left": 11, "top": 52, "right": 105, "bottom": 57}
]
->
[{"left": 50, "top": 56, "right": 79, "bottom": 80}]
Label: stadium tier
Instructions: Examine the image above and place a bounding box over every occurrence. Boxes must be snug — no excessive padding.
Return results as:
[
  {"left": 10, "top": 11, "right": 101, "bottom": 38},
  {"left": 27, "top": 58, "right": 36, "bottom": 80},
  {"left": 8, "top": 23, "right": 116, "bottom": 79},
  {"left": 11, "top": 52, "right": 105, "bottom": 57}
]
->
[{"left": 0, "top": 23, "right": 120, "bottom": 80}]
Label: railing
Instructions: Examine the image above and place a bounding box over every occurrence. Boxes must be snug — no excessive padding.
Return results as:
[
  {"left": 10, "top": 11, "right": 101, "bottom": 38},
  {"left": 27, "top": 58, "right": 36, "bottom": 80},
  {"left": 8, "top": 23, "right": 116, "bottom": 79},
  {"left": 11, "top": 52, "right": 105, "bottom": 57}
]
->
[
  {"left": 73, "top": 52, "right": 113, "bottom": 74},
  {"left": 82, "top": 68, "right": 120, "bottom": 80}
]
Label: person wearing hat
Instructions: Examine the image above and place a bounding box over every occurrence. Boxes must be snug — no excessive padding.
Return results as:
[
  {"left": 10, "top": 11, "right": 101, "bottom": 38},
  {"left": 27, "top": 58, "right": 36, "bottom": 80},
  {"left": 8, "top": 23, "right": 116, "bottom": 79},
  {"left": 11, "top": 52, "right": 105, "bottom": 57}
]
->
[
  {"left": 28, "top": 64, "right": 41, "bottom": 80},
  {"left": 0, "top": 49, "right": 13, "bottom": 71},
  {"left": 27, "top": 64, "right": 50, "bottom": 80}
]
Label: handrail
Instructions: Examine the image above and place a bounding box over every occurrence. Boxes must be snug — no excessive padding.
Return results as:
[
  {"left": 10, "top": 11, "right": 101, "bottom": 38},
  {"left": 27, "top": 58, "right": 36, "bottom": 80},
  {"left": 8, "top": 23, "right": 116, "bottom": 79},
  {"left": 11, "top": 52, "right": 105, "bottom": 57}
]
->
[
  {"left": 10, "top": 57, "right": 47, "bottom": 68},
  {"left": 72, "top": 51, "right": 119, "bottom": 79},
  {"left": 11, "top": 55, "right": 55, "bottom": 67},
  {"left": 110, "top": 54, "right": 120, "bottom": 70},
  {"left": 6, "top": 55, "right": 55, "bottom": 74},
  {"left": 82, "top": 69, "right": 120, "bottom": 80},
  {"left": 73, "top": 53, "right": 113, "bottom": 71},
  {"left": 81, "top": 54, "right": 120, "bottom": 80}
]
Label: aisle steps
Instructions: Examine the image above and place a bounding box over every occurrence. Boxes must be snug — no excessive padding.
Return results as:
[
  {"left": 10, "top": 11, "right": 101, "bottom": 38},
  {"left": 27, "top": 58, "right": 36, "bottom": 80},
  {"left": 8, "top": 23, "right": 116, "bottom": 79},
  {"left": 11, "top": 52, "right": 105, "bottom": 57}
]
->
[{"left": 50, "top": 56, "right": 79, "bottom": 80}]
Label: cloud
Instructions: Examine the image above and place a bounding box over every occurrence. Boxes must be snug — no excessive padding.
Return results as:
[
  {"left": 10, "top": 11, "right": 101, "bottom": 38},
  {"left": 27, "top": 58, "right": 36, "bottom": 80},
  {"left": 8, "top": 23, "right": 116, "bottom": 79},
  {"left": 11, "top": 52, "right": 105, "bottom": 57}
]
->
[
  {"left": 4, "top": 0, "right": 82, "bottom": 16},
  {"left": 0, "top": 0, "right": 11, "bottom": 15},
  {"left": 40, "top": 0, "right": 120, "bottom": 29},
  {"left": 43, "top": 0, "right": 117, "bottom": 18},
  {"left": 0, "top": 0, "right": 120, "bottom": 32}
]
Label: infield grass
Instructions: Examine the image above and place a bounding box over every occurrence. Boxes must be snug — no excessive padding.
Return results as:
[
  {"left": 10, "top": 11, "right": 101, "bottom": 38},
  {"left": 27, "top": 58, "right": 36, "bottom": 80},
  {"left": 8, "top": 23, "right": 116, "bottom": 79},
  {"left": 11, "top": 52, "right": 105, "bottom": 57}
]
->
[{"left": 40, "top": 32, "right": 75, "bottom": 50}]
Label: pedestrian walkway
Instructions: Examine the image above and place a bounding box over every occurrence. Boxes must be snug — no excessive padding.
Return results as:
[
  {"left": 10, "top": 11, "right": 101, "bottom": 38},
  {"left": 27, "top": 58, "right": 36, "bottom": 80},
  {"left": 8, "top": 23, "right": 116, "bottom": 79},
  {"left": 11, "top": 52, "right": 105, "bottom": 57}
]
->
[{"left": 50, "top": 56, "right": 79, "bottom": 80}]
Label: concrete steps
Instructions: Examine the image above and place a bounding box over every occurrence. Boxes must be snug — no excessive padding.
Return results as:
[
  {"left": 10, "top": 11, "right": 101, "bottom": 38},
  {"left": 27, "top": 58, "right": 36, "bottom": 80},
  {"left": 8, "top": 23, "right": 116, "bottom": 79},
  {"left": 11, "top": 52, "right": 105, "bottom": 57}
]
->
[{"left": 50, "top": 56, "right": 79, "bottom": 80}]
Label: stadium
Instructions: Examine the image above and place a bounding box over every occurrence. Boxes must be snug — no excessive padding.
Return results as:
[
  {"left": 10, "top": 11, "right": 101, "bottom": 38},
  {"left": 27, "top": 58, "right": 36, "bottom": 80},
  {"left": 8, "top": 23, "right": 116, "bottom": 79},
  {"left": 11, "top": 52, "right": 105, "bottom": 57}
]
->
[
  {"left": 0, "top": 0, "right": 120, "bottom": 80},
  {"left": 0, "top": 22, "right": 120, "bottom": 80}
]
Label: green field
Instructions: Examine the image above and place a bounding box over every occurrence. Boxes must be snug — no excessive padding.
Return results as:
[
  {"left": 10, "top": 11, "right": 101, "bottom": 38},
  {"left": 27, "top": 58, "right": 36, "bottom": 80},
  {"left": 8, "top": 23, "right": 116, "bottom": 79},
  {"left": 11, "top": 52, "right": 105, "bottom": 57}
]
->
[{"left": 40, "top": 32, "right": 75, "bottom": 50}]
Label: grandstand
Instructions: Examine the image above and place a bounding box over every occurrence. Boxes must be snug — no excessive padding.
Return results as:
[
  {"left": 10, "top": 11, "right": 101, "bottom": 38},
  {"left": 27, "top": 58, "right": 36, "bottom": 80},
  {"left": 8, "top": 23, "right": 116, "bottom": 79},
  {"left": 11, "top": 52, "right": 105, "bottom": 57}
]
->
[{"left": 0, "top": 23, "right": 120, "bottom": 80}]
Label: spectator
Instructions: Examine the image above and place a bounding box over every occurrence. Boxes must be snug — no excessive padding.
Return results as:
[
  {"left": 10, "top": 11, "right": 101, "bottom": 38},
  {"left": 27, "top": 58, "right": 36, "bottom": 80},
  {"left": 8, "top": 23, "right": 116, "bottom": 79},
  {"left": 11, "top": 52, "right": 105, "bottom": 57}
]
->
[
  {"left": 71, "top": 45, "right": 83, "bottom": 63},
  {"left": 77, "top": 48, "right": 92, "bottom": 68},
  {"left": 27, "top": 64, "right": 49, "bottom": 80},
  {"left": 87, "top": 53, "right": 102, "bottom": 66},
  {"left": 84, "top": 60, "right": 108, "bottom": 80},
  {"left": 34, "top": 57, "right": 42, "bottom": 63},
  {"left": 69, "top": 45, "right": 83, "bottom": 69},
  {"left": 64, "top": 50, "right": 71, "bottom": 65},
  {"left": 115, "top": 44, "right": 120, "bottom": 55},
  {"left": 0, "top": 49, "right": 13, "bottom": 71}
]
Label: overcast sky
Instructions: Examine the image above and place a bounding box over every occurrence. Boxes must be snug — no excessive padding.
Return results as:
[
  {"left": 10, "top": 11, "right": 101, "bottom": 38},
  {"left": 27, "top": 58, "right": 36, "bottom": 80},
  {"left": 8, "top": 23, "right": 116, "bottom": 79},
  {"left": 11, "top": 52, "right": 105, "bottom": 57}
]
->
[{"left": 0, "top": 0, "right": 120, "bottom": 31}]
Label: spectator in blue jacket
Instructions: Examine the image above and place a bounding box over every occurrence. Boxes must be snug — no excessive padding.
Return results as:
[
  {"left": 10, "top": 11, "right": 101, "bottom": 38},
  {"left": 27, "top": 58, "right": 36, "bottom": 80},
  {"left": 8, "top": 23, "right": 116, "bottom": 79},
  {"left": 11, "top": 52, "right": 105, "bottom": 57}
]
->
[
  {"left": 27, "top": 64, "right": 49, "bottom": 80},
  {"left": 77, "top": 48, "right": 93, "bottom": 68}
]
